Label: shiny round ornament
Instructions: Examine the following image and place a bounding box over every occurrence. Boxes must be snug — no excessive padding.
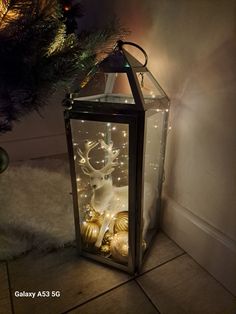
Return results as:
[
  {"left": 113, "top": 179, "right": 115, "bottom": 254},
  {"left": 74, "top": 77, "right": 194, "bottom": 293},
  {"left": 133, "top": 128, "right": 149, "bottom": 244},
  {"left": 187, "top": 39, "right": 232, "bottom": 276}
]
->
[
  {"left": 100, "top": 244, "right": 110, "bottom": 254},
  {"left": 81, "top": 221, "right": 99, "bottom": 244},
  {"left": 110, "top": 231, "right": 129, "bottom": 264},
  {"left": 0, "top": 147, "right": 9, "bottom": 173},
  {"left": 91, "top": 212, "right": 104, "bottom": 227},
  {"left": 102, "top": 231, "right": 113, "bottom": 245},
  {"left": 114, "top": 211, "right": 128, "bottom": 233}
]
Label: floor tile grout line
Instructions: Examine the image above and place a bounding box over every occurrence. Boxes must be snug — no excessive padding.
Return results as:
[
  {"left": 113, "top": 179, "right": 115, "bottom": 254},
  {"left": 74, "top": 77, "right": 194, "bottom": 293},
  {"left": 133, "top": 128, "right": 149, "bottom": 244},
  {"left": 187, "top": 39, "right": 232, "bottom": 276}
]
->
[
  {"left": 135, "top": 278, "right": 161, "bottom": 314},
  {"left": 140, "top": 252, "right": 186, "bottom": 277},
  {"left": 60, "top": 277, "right": 135, "bottom": 314},
  {"left": 61, "top": 253, "right": 186, "bottom": 314},
  {"left": 5, "top": 261, "right": 15, "bottom": 314}
]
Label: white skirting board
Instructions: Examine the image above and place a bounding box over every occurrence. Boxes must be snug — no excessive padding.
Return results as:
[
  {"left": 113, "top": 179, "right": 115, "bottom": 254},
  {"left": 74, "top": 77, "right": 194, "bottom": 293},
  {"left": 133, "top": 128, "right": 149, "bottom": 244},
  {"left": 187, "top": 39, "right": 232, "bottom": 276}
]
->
[
  {"left": 0, "top": 133, "right": 67, "bottom": 161},
  {"left": 161, "top": 196, "right": 236, "bottom": 296}
]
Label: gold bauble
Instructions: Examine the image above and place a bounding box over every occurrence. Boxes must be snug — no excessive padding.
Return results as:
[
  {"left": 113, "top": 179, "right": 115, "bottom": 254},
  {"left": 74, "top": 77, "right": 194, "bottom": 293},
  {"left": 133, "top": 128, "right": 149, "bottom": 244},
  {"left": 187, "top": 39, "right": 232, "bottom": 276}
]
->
[
  {"left": 100, "top": 244, "right": 110, "bottom": 254},
  {"left": 110, "top": 231, "right": 129, "bottom": 264},
  {"left": 114, "top": 211, "right": 128, "bottom": 233},
  {"left": 102, "top": 231, "right": 113, "bottom": 245},
  {"left": 91, "top": 212, "right": 104, "bottom": 227},
  {"left": 81, "top": 221, "right": 99, "bottom": 244}
]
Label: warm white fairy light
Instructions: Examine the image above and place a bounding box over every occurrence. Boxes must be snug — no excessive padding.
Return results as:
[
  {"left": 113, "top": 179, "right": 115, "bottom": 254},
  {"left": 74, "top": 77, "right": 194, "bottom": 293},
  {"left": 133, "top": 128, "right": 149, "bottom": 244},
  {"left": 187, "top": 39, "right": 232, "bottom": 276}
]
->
[
  {"left": 154, "top": 125, "right": 158, "bottom": 128},
  {"left": 112, "top": 126, "right": 116, "bottom": 131},
  {"left": 125, "top": 99, "right": 128, "bottom": 103},
  {"left": 107, "top": 123, "right": 111, "bottom": 127}
]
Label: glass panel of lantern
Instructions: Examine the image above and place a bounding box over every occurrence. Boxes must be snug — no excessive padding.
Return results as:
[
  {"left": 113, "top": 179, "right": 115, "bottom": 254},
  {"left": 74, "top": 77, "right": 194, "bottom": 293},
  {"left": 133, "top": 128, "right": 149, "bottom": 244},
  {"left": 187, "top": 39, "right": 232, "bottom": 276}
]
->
[{"left": 64, "top": 41, "right": 170, "bottom": 273}]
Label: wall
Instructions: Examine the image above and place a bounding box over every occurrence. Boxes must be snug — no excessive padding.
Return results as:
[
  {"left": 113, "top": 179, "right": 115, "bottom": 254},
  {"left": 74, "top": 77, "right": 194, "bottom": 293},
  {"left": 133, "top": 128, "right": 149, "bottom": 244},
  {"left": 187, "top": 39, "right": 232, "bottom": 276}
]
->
[
  {"left": 0, "top": 92, "right": 67, "bottom": 161},
  {"left": 94, "top": 0, "right": 236, "bottom": 294},
  {"left": 1, "top": 0, "right": 236, "bottom": 295}
]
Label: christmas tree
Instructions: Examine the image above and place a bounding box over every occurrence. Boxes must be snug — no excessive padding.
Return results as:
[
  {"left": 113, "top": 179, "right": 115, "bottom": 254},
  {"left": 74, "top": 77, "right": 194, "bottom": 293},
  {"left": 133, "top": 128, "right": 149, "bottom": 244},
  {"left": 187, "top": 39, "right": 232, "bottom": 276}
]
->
[{"left": 0, "top": 0, "right": 124, "bottom": 133}]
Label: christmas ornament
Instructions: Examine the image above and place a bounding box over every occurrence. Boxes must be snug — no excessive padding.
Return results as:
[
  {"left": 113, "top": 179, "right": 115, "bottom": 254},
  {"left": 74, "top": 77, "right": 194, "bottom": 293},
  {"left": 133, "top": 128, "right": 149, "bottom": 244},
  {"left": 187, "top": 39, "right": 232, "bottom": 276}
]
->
[
  {"left": 114, "top": 211, "right": 128, "bottom": 233},
  {"left": 0, "top": 147, "right": 9, "bottom": 173},
  {"left": 100, "top": 244, "right": 110, "bottom": 255},
  {"left": 81, "top": 221, "right": 99, "bottom": 244},
  {"left": 110, "top": 231, "right": 129, "bottom": 264},
  {"left": 102, "top": 231, "right": 113, "bottom": 245},
  {"left": 90, "top": 211, "right": 104, "bottom": 227}
]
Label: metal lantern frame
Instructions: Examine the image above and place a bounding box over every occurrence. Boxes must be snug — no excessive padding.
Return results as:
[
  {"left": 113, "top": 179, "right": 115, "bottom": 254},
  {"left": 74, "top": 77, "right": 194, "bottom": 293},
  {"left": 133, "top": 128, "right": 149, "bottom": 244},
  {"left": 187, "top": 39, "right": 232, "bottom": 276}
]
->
[{"left": 64, "top": 40, "right": 170, "bottom": 273}]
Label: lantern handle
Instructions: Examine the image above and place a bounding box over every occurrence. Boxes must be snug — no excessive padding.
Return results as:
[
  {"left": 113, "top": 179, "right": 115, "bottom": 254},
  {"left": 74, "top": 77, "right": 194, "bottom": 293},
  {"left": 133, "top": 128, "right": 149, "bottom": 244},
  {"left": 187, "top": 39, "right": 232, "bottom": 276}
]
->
[{"left": 115, "top": 40, "right": 148, "bottom": 67}]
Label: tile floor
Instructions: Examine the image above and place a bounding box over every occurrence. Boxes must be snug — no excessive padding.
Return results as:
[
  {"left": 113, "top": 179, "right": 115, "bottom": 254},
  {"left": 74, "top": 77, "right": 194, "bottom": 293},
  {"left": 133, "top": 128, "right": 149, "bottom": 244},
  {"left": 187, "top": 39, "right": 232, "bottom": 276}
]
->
[{"left": 0, "top": 232, "right": 236, "bottom": 314}]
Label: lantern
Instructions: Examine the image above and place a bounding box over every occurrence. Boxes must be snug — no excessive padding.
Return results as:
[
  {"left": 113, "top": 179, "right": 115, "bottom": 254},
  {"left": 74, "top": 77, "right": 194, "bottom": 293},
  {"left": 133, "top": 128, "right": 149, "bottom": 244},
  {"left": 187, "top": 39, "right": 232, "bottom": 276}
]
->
[{"left": 64, "top": 40, "right": 170, "bottom": 273}]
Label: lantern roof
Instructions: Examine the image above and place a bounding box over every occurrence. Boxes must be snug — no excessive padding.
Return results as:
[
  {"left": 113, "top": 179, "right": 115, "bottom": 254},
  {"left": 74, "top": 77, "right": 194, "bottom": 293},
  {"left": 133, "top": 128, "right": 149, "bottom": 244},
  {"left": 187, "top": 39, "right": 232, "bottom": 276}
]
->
[{"left": 68, "top": 40, "right": 169, "bottom": 113}]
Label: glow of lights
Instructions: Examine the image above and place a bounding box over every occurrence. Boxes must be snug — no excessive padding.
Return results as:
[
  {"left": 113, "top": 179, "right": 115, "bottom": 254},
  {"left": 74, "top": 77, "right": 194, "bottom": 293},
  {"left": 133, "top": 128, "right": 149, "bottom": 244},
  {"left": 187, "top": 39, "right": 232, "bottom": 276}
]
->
[
  {"left": 81, "top": 120, "right": 85, "bottom": 123},
  {"left": 64, "top": 5, "right": 70, "bottom": 11},
  {"left": 112, "top": 127, "right": 116, "bottom": 131},
  {"left": 76, "top": 178, "right": 81, "bottom": 182},
  {"left": 154, "top": 125, "right": 158, "bottom": 128},
  {"left": 125, "top": 99, "right": 128, "bottom": 103},
  {"left": 168, "top": 126, "right": 172, "bottom": 130},
  {"left": 156, "top": 109, "right": 161, "bottom": 112},
  {"left": 107, "top": 123, "right": 111, "bottom": 127},
  {"left": 117, "top": 177, "right": 121, "bottom": 181},
  {"left": 165, "top": 109, "right": 169, "bottom": 112}
]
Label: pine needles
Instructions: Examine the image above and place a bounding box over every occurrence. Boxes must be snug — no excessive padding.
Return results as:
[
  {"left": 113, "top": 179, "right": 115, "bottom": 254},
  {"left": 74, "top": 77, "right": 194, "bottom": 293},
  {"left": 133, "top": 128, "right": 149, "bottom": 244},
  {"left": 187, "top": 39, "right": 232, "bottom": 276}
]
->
[{"left": 0, "top": 0, "right": 125, "bottom": 133}]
